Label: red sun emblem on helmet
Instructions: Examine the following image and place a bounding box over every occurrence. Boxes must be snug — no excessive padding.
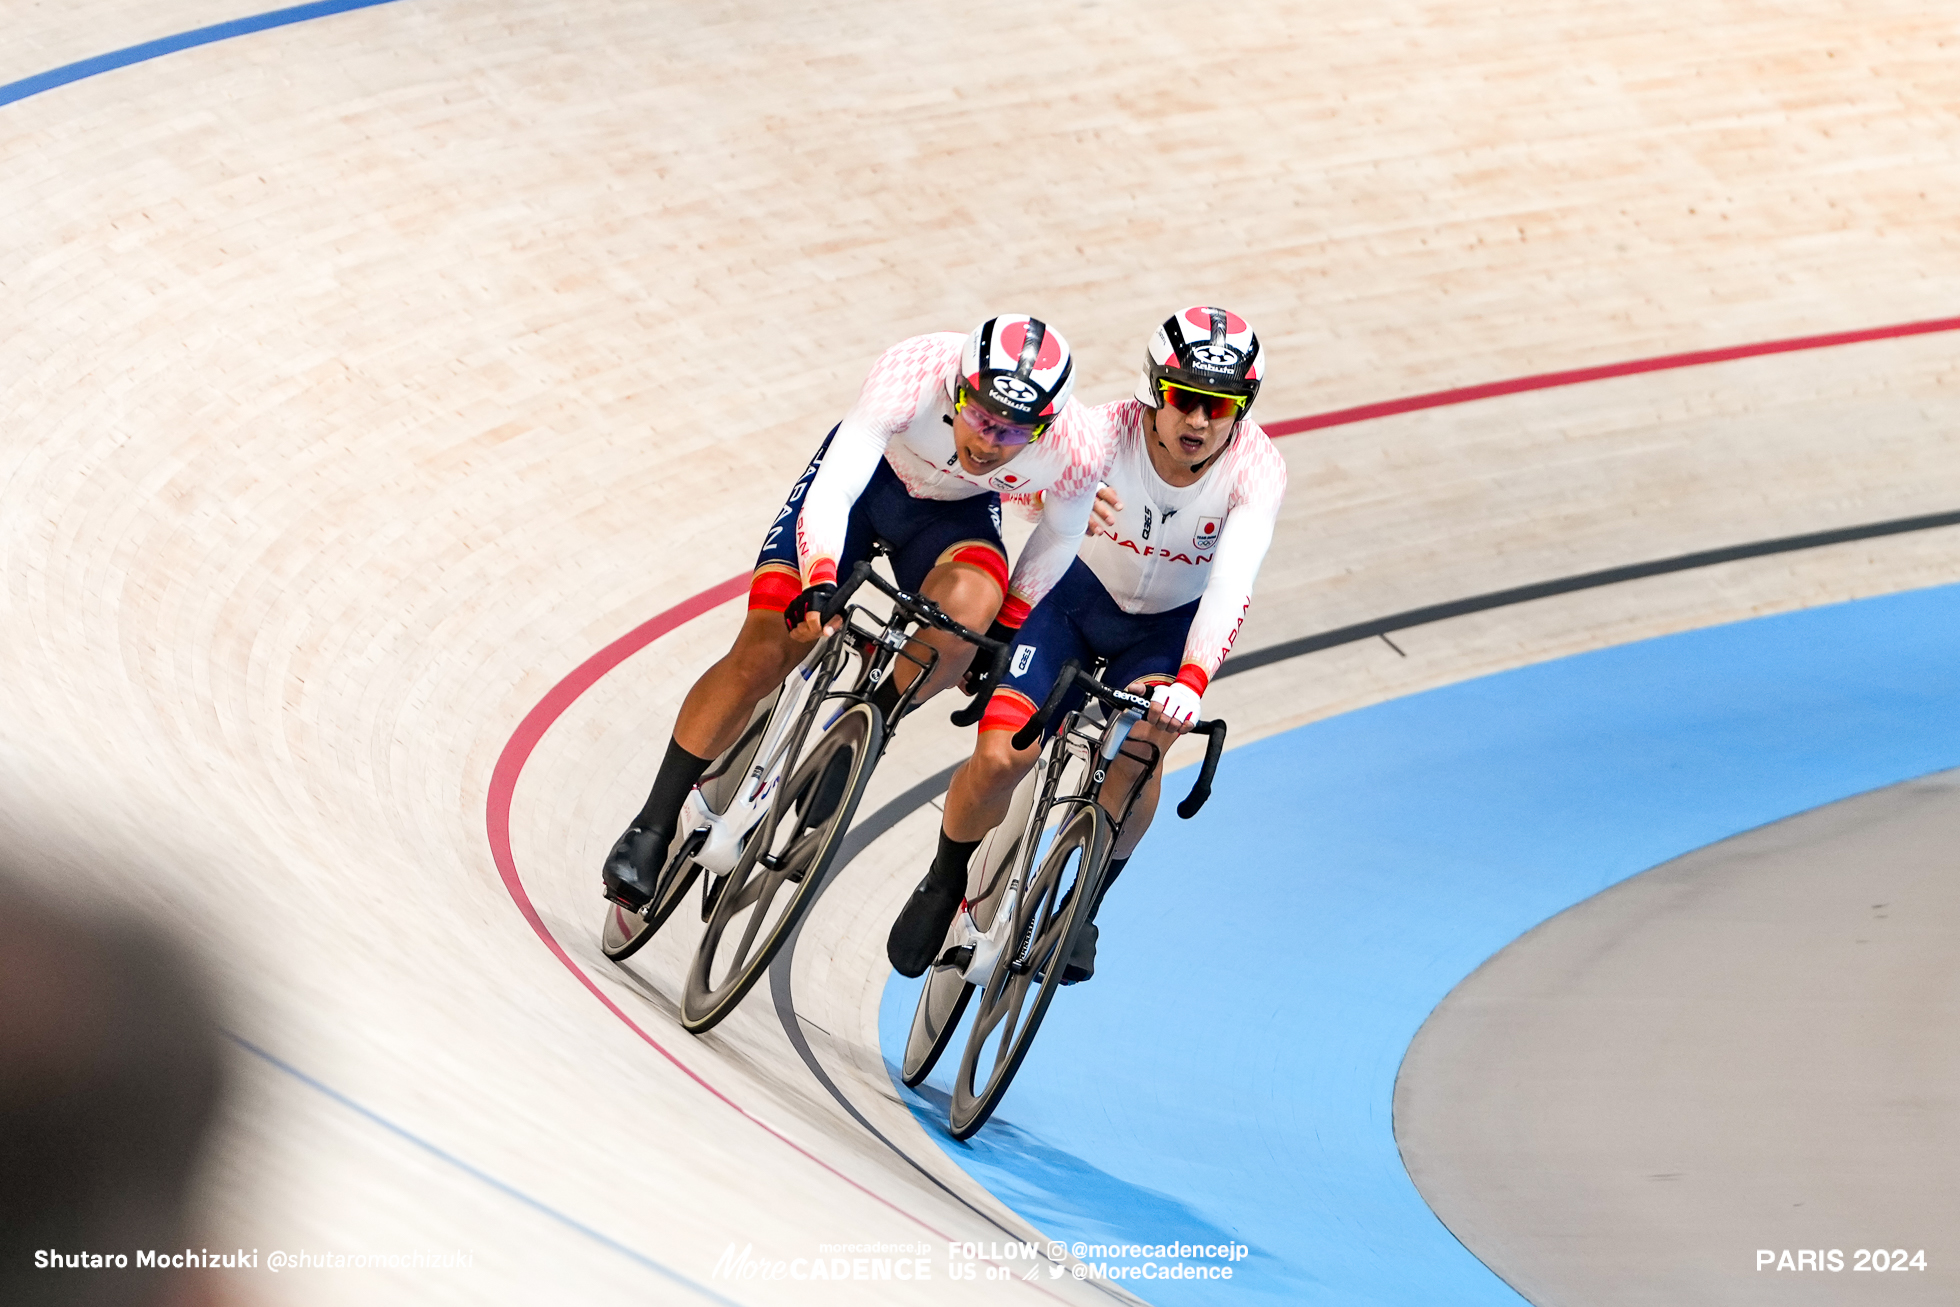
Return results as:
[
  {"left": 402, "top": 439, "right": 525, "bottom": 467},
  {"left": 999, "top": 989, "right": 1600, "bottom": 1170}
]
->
[{"left": 999, "top": 319, "right": 1065, "bottom": 370}]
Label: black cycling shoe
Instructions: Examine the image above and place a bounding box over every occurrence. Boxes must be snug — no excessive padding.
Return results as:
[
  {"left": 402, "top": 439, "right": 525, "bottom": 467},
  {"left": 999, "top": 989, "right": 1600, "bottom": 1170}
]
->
[
  {"left": 601, "top": 826, "right": 669, "bottom": 910},
  {"left": 1060, "top": 921, "right": 1098, "bottom": 985},
  {"left": 887, "top": 865, "right": 965, "bottom": 978}
]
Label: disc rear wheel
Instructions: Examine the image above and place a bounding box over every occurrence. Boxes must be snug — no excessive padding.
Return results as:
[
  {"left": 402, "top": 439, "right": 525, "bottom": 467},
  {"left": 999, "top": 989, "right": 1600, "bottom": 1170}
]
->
[{"left": 600, "top": 833, "right": 704, "bottom": 961}]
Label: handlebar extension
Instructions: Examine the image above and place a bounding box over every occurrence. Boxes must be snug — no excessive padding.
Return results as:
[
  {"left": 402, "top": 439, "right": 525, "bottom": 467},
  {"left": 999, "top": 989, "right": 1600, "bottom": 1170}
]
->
[
  {"left": 1007, "top": 657, "right": 1226, "bottom": 817},
  {"left": 948, "top": 637, "right": 1012, "bottom": 728},
  {"left": 820, "top": 561, "right": 875, "bottom": 626},
  {"left": 1011, "top": 660, "right": 1081, "bottom": 751},
  {"left": 1174, "top": 718, "right": 1227, "bottom": 819},
  {"left": 827, "top": 562, "right": 1011, "bottom": 727}
]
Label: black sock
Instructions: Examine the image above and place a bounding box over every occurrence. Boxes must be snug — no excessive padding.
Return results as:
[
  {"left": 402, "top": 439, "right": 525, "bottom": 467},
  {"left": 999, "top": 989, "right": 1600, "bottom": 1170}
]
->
[
  {"left": 1088, "top": 857, "right": 1128, "bottom": 919},
  {"left": 632, "top": 737, "right": 713, "bottom": 833},
  {"left": 928, "top": 828, "right": 982, "bottom": 890}
]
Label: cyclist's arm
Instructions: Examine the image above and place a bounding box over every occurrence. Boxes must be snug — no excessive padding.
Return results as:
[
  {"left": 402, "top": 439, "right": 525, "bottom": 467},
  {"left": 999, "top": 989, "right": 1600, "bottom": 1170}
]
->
[
  {"left": 999, "top": 477, "right": 1098, "bottom": 626},
  {"left": 997, "top": 404, "right": 1110, "bottom": 626},
  {"left": 797, "top": 337, "right": 951, "bottom": 586},
  {"left": 1174, "top": 439, "right": 1287, "bottom": 694}
]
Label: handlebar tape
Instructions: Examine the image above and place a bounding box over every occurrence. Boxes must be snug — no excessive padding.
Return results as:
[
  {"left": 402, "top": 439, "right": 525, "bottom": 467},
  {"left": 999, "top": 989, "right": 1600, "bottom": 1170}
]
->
[
  {"left": 821, "top": 560, "right": 874, "bottom": 625},
  {"left": 1175, "top": 718, "right": 1228, "bottom": 819}
]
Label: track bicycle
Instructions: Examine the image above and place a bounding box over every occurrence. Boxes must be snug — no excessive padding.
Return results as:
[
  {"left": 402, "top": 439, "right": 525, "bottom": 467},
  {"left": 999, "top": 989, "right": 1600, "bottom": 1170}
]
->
[
  {"left": 900, "top": 659, "right": 1225, "bottom": 1138},
  {"left": 601, "top": 559, "right": 1007, "bottom": 1034}
]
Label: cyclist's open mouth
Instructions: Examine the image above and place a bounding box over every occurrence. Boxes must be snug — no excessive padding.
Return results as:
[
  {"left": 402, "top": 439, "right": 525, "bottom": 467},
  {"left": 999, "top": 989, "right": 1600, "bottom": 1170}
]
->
[{"left": 1176, "top": 433, "right": 1205, "bottom": 456}]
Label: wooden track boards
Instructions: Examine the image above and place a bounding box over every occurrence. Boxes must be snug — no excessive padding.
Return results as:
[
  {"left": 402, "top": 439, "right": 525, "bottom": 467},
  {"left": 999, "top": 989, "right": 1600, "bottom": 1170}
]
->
[{"left": 3, "top": 0, "right": 1958, "bottom": 1302}]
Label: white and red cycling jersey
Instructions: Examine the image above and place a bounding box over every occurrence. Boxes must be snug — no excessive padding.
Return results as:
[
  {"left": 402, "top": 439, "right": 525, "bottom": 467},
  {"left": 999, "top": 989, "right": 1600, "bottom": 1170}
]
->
[
  {"left": 1070, "top": 400, "right": 1287, "bottom": 692},
  {"left": 795, "top": 332, "right": 1109, "bottom": 623}
]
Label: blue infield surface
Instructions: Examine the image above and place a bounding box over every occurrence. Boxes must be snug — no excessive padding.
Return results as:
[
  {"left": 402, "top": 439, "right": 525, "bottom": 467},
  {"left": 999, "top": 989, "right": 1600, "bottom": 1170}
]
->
[{"left": 883, "top": 580, "right": 1960, "bottom": 1305}]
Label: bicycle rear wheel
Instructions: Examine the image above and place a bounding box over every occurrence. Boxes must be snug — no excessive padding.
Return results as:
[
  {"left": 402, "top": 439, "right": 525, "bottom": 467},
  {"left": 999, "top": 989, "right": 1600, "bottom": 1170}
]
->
[
  {"left": 901, "top": 964, "right": 974, "bottom": 1088},
  {"left": 947, "top": 803, "right": 1110, "bottom": 1139},
  {"left": 901, "top": 766, "right": 1043, "bottom": 1086},
  {"left": 680, "top": 701, "right": 883, "bottom": 1033},
  {"left": 599, "top": 832, "right": 704, "bottom": 961},
  {"left": 600, "top": 687, "right": 783, "bottom": 963}
]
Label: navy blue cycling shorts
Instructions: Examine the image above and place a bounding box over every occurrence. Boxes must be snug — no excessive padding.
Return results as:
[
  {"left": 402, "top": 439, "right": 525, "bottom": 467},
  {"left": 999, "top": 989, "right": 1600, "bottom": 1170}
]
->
[
  {"left": 749, "top": 426, "right": 1008, "bottom": 611},
  {"left": 980, "top": 558, "right": 1198, "bottom": 737}
]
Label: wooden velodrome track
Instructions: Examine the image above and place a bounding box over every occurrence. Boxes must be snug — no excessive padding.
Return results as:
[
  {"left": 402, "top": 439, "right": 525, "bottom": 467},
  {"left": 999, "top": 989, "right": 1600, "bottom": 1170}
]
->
[{"left": 4, "top": 0, "right": 1957, "bottom": 1302}]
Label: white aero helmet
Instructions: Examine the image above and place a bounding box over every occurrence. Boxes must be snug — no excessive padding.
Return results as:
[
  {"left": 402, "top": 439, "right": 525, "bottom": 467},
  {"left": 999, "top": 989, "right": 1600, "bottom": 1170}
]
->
[
  {"left": 960, "top": 315, "right": 1074, "bottom": 430},
  {"left": 1135, "top": 305, "right": 1265, "bottom": 414}
]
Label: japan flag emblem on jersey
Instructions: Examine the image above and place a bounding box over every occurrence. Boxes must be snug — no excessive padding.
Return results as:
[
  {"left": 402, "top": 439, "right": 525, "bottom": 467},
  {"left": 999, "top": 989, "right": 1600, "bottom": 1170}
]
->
[
  {"left": 1193, "top": 518, "right": 1221, "bottom": 551},
  {"left": 990, "top": 471, "right": 1028, "bottom": 491}
]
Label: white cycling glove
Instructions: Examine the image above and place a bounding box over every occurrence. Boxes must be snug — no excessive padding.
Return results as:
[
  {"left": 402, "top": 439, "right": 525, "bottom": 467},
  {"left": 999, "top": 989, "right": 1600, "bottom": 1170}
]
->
[{"left": 1149, "top": 680, "right": 1201, "bottom": 731}]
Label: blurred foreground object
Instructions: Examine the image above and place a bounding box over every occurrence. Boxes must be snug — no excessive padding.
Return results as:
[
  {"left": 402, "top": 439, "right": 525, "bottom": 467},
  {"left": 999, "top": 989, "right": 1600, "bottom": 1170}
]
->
[{"left": 1, "top": 868, "right": 226, "bottom": 1307}]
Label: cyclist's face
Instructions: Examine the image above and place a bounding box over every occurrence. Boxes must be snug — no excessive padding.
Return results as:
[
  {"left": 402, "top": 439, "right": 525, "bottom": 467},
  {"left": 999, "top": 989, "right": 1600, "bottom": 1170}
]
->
[
  {"left": 951, "top": 403, "right": 1037, "bottom": 475},
  {"left": 1148, "top": 396, "right": 1235, "bottom": 472}
]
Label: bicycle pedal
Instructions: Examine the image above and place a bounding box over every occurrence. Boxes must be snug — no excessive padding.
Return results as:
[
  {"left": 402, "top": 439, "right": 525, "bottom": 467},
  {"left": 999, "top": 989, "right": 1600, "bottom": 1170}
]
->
[{"left": 935, "top": 944, "right": 974, "bottom": 972}]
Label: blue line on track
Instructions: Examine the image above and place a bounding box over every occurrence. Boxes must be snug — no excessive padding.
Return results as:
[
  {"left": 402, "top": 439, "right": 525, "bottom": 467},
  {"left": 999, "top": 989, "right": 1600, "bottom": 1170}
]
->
[
  {"left": 883, "top": 581, "right": 1960, "bottom": 1304},
  {"left": 227, "top": 1033, "right": 747, "bottom": 1305},
  {"left": 0, "top": 0, "right": 404, "bottom": 109}
]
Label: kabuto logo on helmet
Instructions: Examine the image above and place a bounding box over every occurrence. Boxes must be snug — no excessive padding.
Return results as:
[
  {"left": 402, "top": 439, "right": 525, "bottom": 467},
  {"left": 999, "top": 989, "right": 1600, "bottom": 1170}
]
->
[
  {"left": 1137, "top": 304, "right": 1265, "bottom": 416},
  {"left": 1189, "top": 342, "right": 1244, "bottom": 373},
  {"left": 962, "top": 314, "right": 1075, "bottom": 423},
  {"left": 990, "top": 374, "right": 1041, "bottom": 408}
]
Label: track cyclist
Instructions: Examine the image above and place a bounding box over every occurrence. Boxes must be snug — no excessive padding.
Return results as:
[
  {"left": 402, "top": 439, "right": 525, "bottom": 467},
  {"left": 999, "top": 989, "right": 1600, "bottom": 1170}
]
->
[
  {"left": 887, "top": 305, "right": 1288, "bottom": 981},
  {"left": 602, "top": 315, "right": 1110, "bottom": 909}
]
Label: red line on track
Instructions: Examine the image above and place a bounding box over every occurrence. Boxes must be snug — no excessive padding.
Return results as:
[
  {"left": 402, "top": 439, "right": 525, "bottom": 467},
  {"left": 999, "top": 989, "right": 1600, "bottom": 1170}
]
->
[
  {"left": 485, "top": 310, "right": 1960, "bottom": 1267},
  {"left": 1263, "top": 314, "right": 1960, "bottom": 436},
  {"left": 484, "top": 577, "right": 1076, "bottom": 1297}
]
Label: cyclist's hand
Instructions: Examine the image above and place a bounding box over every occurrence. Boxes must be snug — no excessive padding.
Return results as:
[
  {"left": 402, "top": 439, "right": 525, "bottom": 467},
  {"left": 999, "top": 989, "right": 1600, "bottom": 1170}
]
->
[
  {"left": 1147, "top": 680, "right": 1201, "bottom": 734},
  {"left": 783, "top": 583, "right": 839, "bottom": 644},
  {"left": 1090, "top": 483, "right": 1122, "bottom": 533}
]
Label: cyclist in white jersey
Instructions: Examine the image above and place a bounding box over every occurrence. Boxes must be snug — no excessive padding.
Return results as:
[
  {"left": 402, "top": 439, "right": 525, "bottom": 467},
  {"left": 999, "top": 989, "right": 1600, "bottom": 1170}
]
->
[
  {"left": 888, "top": 306, "right": 1287, "bottom": 979},
  {"left": 603, "top": 316, "right": 1109, "bottom": 909}
]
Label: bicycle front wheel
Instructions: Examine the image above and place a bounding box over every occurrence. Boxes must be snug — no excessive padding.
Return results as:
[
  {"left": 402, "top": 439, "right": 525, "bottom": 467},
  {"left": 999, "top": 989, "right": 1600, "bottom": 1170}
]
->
[
  {"left": 947, "top": 803, "right": 1111, "bottom": 1138},
  {"left": 680, "top": 701, "right": 884, "bottom": 1033}
]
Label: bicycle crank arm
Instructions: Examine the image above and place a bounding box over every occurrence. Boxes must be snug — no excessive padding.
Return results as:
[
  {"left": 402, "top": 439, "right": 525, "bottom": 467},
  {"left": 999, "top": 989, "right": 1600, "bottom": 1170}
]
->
[{"left": 953, "top": 906, "right": 1009, "bottom": 989}]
